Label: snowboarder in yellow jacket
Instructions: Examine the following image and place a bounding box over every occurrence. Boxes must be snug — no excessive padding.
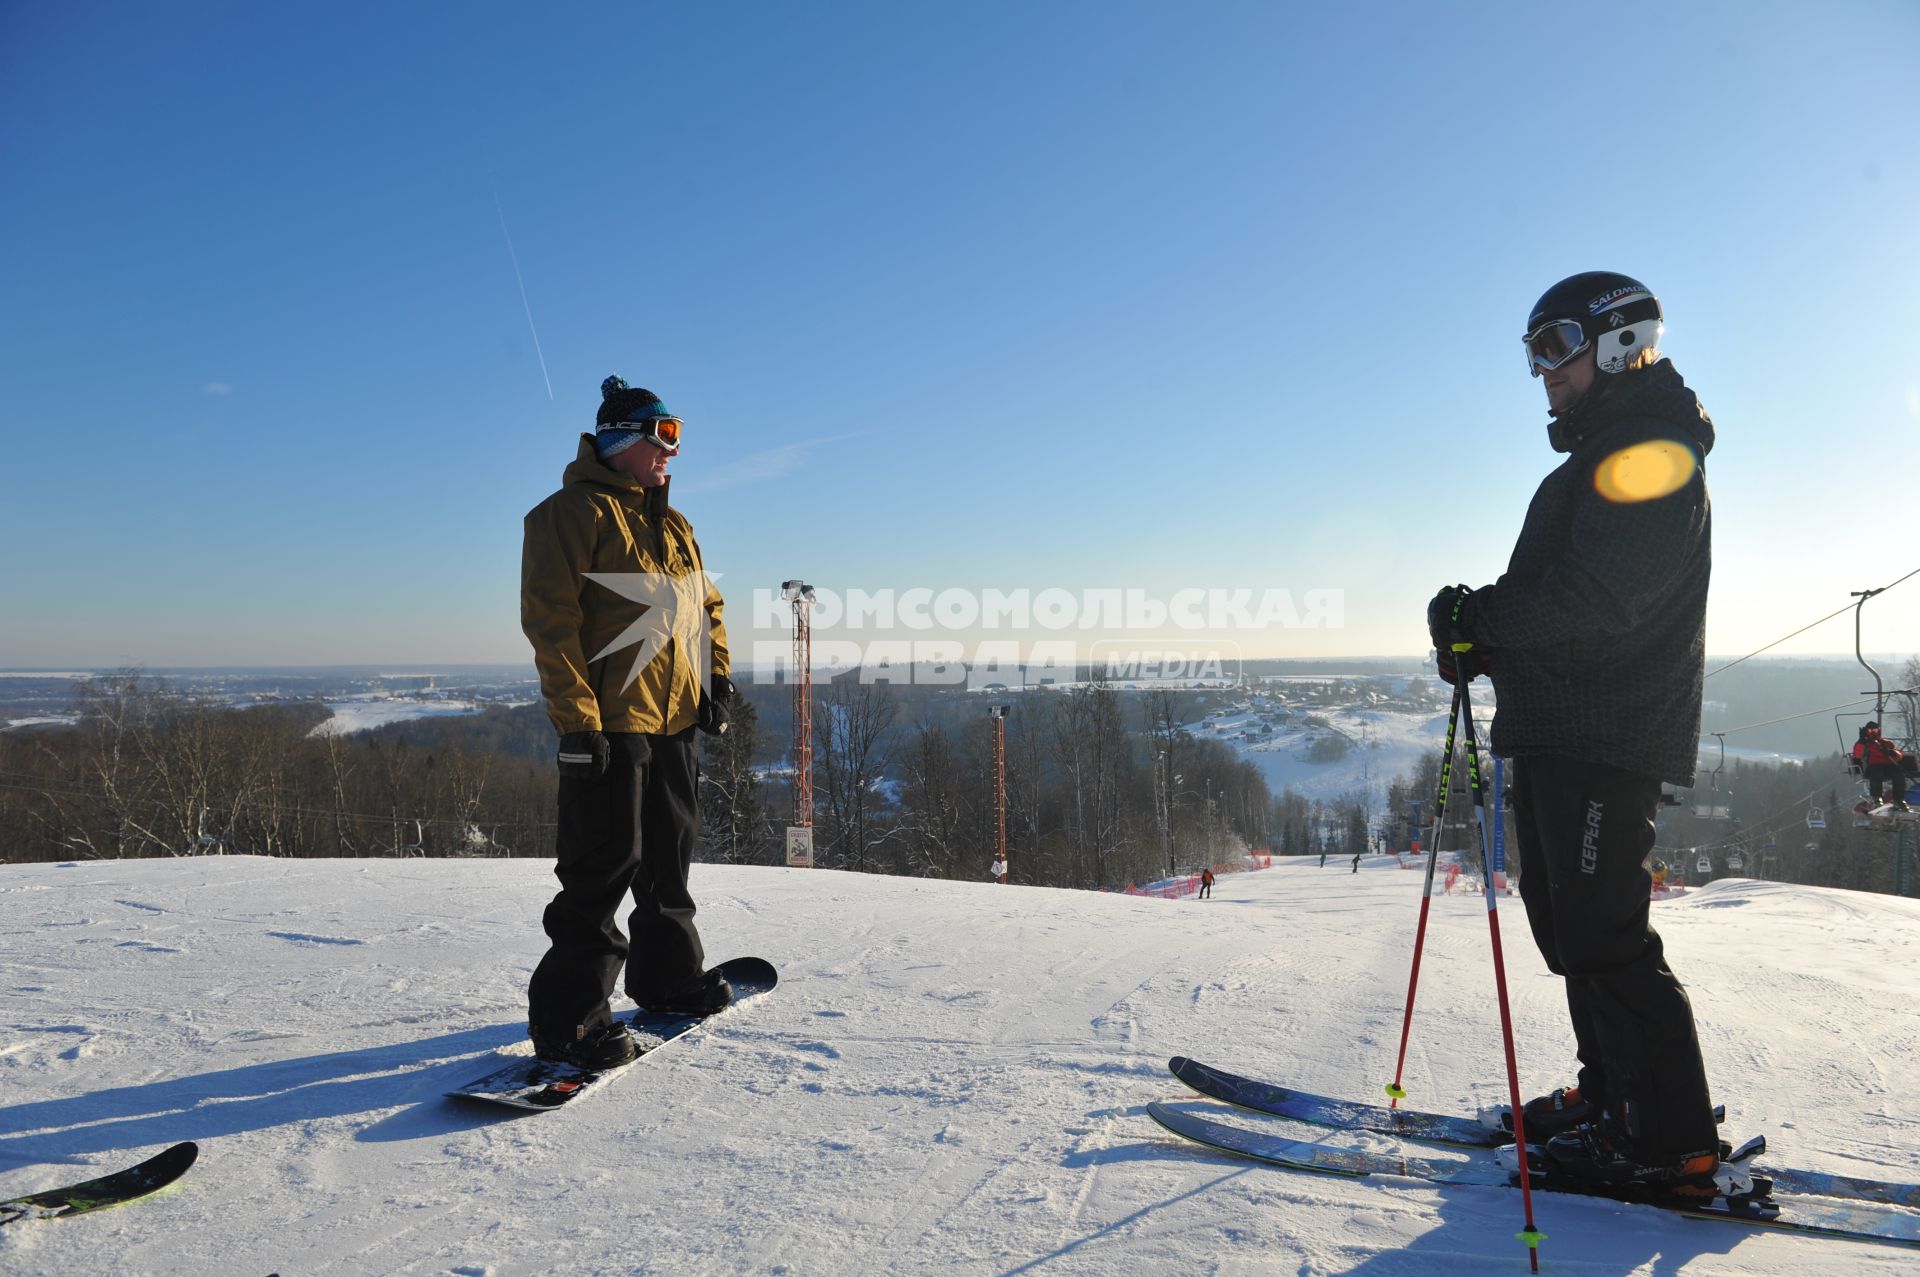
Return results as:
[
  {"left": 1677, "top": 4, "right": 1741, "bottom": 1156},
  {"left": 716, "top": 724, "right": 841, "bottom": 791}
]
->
[{"left": 521, "top": 375, "right": 735, "bottom": 1070}]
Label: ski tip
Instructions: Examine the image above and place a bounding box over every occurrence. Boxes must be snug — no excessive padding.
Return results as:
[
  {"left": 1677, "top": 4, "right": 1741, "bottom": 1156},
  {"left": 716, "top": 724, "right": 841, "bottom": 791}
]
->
[{"left": 1168, "top": 1055, "right": 1189, "bottom": 1072}]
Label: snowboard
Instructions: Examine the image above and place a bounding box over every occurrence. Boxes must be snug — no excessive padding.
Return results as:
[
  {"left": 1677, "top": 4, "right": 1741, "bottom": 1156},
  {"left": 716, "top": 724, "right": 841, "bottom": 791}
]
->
[
  {"left": 1, "top": 1142, "right": 199, "bottom": 1225},
  {"left": 449, "top": 957, "right": 777, "bottom": 1112},
  {"left": 1147, "top": 1103, "right": 1920, "bottom": 1248}
]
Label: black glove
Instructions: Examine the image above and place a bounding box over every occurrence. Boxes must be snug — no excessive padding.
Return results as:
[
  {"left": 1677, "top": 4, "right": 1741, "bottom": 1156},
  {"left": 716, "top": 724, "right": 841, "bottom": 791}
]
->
[
  {"left": 1426, "top": 585, "right": 1491, "bottom": 685},
  {"left": 697, "top": 673, "right": 737, "bottom": 736},
  {"left": 557, "top": 730, "right": 610, "bottom": 781}
]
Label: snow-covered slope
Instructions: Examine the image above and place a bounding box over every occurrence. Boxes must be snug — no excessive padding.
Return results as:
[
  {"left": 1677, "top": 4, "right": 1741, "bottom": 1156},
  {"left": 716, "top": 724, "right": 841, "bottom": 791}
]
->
[
  {"left": 1201, "top": 703, "right": 1462, "bottom": 806},
  {"left": 2, "top": 857, "right": 1915, "bottom": 1275}
]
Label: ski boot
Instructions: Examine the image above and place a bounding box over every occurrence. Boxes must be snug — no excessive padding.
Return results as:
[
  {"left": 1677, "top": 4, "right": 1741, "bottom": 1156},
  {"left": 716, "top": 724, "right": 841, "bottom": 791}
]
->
[
  {"left": 1495, "top": 1086, "right": 1598, "bottom": 1140},
  {"left": 1545, "top": 1113, "right": 1732, "bottom": 1201}
]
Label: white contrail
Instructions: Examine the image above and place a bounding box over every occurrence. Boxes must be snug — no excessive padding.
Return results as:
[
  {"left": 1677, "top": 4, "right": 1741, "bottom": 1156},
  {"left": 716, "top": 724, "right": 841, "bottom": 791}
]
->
[{"left": 490, "top": 176, "right": 553, "bottom": 400}]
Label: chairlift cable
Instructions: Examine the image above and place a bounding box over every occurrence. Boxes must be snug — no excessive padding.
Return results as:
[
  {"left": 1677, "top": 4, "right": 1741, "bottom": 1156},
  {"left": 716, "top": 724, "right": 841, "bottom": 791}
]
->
[
  {"left": 1708, "top": 694, "right": 1890, "bottom": 737},
  {"left": 1706, "top": 565, "right": 1920, "bottom": 680}
]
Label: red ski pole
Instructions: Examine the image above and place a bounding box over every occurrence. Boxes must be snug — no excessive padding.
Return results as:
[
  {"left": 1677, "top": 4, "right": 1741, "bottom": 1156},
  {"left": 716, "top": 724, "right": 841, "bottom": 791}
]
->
[
  {"left": 1385, "top": 682, "right": 1461, "bottom": 1109},
  {"left": 1456, "top": 663, "right": 1545, "bottom": 1270}
]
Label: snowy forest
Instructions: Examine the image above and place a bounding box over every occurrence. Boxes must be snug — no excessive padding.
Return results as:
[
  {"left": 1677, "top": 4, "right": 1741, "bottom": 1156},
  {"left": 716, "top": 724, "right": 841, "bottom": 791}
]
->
[
  {"left": 2, "top": 665, "right": 1914, "bottom": 899},
  {"left": 0, "top": 673, "right": 1282, "bottom": 889}
]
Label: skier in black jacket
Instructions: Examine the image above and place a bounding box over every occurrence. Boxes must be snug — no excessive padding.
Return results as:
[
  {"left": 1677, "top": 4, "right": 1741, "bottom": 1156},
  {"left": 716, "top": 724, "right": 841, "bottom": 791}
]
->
[{"left": 1427, "top": 272, "right": 1724, "bottom": 1197}]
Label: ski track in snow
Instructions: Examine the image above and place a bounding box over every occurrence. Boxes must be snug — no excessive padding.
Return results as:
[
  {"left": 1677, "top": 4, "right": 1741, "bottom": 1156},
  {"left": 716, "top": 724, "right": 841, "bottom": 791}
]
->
[{"left": 0, "top": 856, "right": 1916, "bottom": 1275}]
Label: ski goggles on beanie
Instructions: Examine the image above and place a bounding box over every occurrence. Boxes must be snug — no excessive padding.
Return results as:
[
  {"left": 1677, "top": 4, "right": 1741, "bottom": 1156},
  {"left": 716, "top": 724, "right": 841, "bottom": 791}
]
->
[
  {"left": 595, "top": 410, "right": 682, "bottom": 458},
  {"left": 1523, "top": 318, "right": 1590, "bottom": 376},
  {"left": 616, "top": 410, "right": 681, "bottom": 454}
]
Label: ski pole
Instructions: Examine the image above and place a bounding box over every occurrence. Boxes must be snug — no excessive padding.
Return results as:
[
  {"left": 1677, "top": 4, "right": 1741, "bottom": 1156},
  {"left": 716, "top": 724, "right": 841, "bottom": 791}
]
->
[
  {"left": 1456, "top": 662, "right": 1544, "bottom": 1271},
  {"left": 1384, "top": 680, "right": 1462, "bottom": 1109}
]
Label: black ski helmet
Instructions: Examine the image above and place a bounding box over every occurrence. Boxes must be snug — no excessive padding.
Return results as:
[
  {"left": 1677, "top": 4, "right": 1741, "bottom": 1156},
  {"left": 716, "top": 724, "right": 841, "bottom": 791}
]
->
[{"left": 1524, "top": 271, "right": 1664, "bottom": 377}]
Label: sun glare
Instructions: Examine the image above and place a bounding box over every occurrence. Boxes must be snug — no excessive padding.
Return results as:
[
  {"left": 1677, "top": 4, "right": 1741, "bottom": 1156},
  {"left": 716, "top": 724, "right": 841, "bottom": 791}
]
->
[{"left": 1593, "top": 439, "right": 1697, "bottom": 504}]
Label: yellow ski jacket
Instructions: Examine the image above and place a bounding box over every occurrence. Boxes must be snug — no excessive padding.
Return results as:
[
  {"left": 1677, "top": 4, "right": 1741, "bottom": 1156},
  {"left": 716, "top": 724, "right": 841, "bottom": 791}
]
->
[{"left": 521, "top": 438, "right": 728, "bottom": 736}]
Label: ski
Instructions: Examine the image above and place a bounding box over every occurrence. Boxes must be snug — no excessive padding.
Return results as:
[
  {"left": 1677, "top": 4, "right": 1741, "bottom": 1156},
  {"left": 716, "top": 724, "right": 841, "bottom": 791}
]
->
[
  {"left": 1862, "top": 802, "right": 1917, "bottom": 826},
  {"left": 1171, "top": 1055, "right": 1503, "bottom": 1148},
  {"left": 449, "top": 957, "right": 776, "bottom": 1112},
  {"left": 0, "top": 1142, "right": 199, "bottom": 1225},
  {"left": 1169, "top": 1056, "right": 1920, "bottom": 1209},
  {"left": 1147, "top": 1103, "right": 1920, "bottom": 1249}
]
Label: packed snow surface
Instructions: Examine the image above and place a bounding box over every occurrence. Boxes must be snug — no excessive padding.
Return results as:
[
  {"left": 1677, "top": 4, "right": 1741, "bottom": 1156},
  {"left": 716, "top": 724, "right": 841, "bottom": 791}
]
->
[{"left": 2, "top": 857, "right": 1916, "bottom": 1275}]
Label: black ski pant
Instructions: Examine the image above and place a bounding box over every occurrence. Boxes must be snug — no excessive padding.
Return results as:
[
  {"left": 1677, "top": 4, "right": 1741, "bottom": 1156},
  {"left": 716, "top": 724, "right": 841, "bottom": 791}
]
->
[
  {"left": 528, "top": 728, "right": 705, "bottom": 1039},
  {"left": 1863, "top": 762, "right": 1904, "bottom": 805},
  {"left": 1510, "top": 754, "right": 1717, "bottom": 1162}
]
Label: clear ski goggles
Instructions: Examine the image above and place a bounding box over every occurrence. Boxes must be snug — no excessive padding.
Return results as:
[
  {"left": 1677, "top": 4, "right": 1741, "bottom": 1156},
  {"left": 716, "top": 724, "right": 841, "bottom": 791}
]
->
[
  {"left": 1523, "top": 318, "right": 1590, "bottom": 377},
  {"left": 617, "top": 413, "right": 682, "bottom": 454}
]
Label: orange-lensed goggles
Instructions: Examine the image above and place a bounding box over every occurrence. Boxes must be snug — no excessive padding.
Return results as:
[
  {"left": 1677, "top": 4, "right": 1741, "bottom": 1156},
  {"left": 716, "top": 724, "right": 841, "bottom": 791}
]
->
[{"left": 618, "top": 413, "right": 682, "bottom": 453}]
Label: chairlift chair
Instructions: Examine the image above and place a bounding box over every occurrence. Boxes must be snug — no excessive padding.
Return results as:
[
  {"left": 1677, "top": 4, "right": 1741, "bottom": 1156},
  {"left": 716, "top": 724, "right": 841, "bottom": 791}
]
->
[
  {"left": 1726, "top": 849, "right": 1745, "bottom": 873},
  {"left": 1805, "top": 804, "right": 1826, "bottom": 830},
  {"left": 1694, "top": 733, "right": 1732, "bottom": 819},
  {"left": 1694, "top": 852, "right": 1712, "bottom": 876}
]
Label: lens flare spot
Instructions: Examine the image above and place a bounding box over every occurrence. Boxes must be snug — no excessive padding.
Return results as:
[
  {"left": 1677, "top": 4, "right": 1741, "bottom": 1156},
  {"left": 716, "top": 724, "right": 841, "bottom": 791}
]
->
[{"left": 1593, "top": 439, "right": 1696, "bottom": 504}]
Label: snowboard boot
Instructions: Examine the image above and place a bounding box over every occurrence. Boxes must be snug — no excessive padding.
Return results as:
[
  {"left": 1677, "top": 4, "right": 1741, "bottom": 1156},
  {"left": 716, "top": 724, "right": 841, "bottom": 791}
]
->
[
  {"left": 1504, "top": 1086, "right": 1598, "bottom": 1140},
  {"left": 635, "top": 968, "right": 733, "bottom": 1017},
  {"left": 530, "top": 1020, "right": 638, "bottom": 1071},
  {"left": 1545, "top": 1115, "right": 1728, "bottom": 1200}
]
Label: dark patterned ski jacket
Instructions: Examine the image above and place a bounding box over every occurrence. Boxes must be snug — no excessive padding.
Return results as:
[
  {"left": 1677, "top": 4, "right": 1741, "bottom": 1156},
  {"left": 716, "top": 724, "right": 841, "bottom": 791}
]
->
[{"left": 1466, "top": 360, "right": 1714, "bottom": 786}]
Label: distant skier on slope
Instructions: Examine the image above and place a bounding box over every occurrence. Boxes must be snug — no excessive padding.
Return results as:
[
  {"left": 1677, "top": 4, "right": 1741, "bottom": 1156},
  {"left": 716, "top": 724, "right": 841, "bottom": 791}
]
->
[
  {"left": 1852, "top": 722, "right": 1911, "bottom": 812},
  {"left": 519, "top": 375, "right": 738, "bottom": 1070},
  {"left": 1426, "top": 272, "right": 1724, "bottom": 1197},
  {"left": 1199, "top": 868, "right": 1214, "bottom": 898}
]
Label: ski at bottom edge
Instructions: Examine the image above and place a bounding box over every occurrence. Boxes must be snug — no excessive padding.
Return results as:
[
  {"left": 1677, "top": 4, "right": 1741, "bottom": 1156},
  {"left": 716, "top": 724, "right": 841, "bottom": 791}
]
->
[
  {"left": 447, "top": 956, "right": 777, "bottom": 1112},
  {"left": 1, "top": 1142, "right": 199, "bottom": 1226},
  {"left": 1169, "top": 1055, "right": 1920, "bottom": 1210},
  {"left": 1146, "top": 1103, "right": 1919, "bottom": 1250}
]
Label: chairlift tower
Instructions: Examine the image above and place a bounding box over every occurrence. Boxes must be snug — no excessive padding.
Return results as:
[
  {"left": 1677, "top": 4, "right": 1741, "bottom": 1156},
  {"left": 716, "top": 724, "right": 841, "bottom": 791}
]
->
[
  {"left": 1837, "top": 584, "right": 1920, "bottom": 894},
  {"left": 782, "top": 580, "right": 817, "bottom": 866}
]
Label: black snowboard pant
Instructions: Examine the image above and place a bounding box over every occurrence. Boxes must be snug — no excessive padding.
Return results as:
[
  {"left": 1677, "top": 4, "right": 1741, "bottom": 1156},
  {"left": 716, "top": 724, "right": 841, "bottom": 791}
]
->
[
  {"left": 1510, "top": 754, "right": 1717, "bottom": 1162},
  {"left": 528, "top": 728, "right": 705, "bottom": 1039}
]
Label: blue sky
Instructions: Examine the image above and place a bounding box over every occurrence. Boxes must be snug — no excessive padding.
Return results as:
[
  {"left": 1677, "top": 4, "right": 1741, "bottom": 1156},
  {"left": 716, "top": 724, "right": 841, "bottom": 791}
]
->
[{"left": 2, "top": 1, "right": 1916, "bottom": 669}]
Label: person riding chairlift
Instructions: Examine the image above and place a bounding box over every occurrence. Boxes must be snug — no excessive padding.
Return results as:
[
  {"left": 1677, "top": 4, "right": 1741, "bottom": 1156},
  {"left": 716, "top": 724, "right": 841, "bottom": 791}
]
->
[{"left": 1852, "top": 722, "right": 1911, "bottom": 812}]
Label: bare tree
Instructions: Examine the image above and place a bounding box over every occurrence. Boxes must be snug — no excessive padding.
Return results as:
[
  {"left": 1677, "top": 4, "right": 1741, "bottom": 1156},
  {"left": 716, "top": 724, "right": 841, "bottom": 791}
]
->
[
  {"left": 1051, "top": 680, "right": 1133, "bottom": 887},
  {"left": 813, "top": 680, "right": 897, "bottom": 873},
  {"left": 701, "top": 696, "right": 770, "bottom": 864},
  {"left": 897, "top": 720, "right": 966, "bottom": 877}
]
